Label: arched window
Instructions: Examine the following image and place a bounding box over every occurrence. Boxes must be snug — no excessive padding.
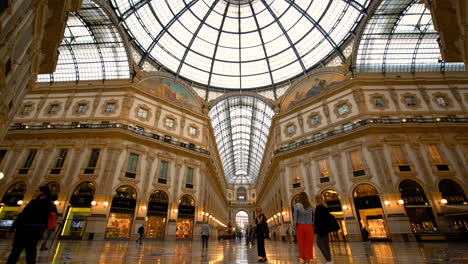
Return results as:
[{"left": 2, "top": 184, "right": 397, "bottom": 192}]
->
[
  {"left": 439, "top": 179, "right": 467, "bottom": 205},
  {"left": 114, "top": 185, "right": 137, "bottom": 200},
  {"left": 237, "top": 187, "right": 247, "bottom": 201},
  {"left": 1, "top": 182, "right": 27, "bottom": 206}
]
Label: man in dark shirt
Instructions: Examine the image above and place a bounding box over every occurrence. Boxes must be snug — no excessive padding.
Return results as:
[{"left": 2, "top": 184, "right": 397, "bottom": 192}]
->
[{"left": 6, "top": 186, "right": 53, "bottom": 264}]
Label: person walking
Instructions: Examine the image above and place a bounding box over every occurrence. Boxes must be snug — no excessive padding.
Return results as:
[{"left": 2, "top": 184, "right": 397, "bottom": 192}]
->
[
  {"left": 136, "top": 225, "right": 144, "bottom": 244},
  {"left": 293, "top": 192, "right": 315, "bottom": 264},
  {"left": 314, "top": 195, "right": 340, "bottom": 264},
  {"left": 201, "top": 222, "right": 210, "bottom": 248},
  {"left": 40, "top": 203, "right": 58, "bottom": 251},
  {"left": 6, "top": 185, "right": 54, "bottom": 264},
  {"left": 255, "top": 206, "right": 269, "bottom": 262}
]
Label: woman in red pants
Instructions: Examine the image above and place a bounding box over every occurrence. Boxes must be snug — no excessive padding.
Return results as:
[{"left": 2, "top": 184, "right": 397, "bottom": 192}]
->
[{"left": 293, "top": 192, "right": 315, "bottom": 263}]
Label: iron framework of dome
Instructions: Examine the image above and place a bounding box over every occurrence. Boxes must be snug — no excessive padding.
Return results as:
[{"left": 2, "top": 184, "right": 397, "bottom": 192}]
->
[
  {"left": 38, "top": 0, "right": 130, "bottom": 83},
  {"left": 111, "top": 0, "right": 370, "bottom": 92}
]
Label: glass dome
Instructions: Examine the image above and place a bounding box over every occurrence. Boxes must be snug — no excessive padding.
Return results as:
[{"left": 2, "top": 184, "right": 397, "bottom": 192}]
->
[{"left": 111, "top": 0, "right": 370, "bottom": 90}]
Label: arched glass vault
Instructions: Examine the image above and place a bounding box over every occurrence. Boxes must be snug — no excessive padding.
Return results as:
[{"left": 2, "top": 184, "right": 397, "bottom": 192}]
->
[
  {"left": 37, "top": 0, "right": 130, "bottom": 83},
  {"left": 209, "top": 96, "right": 274, "bottom": 185},
  {"left": 355, "top": 0, "right": 465, "bottom": 73},
  {"left": 111, "top": 0, "right": 370, "bottom": 91}
]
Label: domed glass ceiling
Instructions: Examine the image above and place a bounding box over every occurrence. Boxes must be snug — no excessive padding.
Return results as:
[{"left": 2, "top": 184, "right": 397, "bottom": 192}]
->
[{"left": 111, "top": 0, "right": 370, "bottom": 90}]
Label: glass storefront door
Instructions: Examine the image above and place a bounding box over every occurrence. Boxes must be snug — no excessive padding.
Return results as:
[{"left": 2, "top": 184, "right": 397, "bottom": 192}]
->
[
  {"left": 105, "top": 212, "right": 134, "bottom": 238},
  {"left": 146, "top": 214, "right": 167, "bottom": 239},
  {"left": 61, "top": 207, "right": 91, "bottom": 238},
  {"left": 176, "top": 217, "right": 194, "bottom": 239}
]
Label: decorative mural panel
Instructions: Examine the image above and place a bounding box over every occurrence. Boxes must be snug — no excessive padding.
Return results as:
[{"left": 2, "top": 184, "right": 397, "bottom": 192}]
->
[
  {"left": 282, "top": 72, "right": 348, "bottom": 111},
  {"left": 138, "top": 78, "right": 201, "bottom": 112}
]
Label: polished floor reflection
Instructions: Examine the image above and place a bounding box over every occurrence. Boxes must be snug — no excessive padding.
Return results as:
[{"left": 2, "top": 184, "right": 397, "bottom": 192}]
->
[{"left": 0, "top": 238, "right": 467, "bottom": 263}]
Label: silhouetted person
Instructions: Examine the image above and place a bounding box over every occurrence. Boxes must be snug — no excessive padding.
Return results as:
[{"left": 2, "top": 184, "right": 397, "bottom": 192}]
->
[
  {"left": 201, "top": 223, "right": 210, "bottom": 248},
  {"left": 255, "top": 206, "right": 269, "bottom": 262},
  {"left": 136, "top": 225, "right": 144, "bottom": 244},
  {"left": 7, "top": 186, "right": 53, "bottom": 264}
]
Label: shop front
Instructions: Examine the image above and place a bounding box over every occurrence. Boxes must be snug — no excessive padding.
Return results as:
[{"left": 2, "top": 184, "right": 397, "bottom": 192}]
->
[
  {"left": 321, "top": 189, "right": 347, "bottom": 241},
  {"left": 176, "top": 195, "right": 195, "bottom": 239},
  {"left": 353, "top": 184, "right": 390, "bottom": 240},
  {"left": 438, "top": 179, "right": 468, "bottom": 236},
  {"left": 105, "top": 185, "right": 137, "bottom": 239},
  {"left": 146, "top": 190, "right": 169, "bottom": 240},
  {"left": 61, "top": 182, "right": 94, "bottom": 239},
  {"left": 0, "top": 182, "right": 26, "bottom": 237},
  {"left": 399, "top": 180, "right": 439, "bottom": 240}
]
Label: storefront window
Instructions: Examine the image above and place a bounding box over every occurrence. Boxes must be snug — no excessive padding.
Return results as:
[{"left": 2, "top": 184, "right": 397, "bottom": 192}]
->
[
  {"left": 105, "top": 212, "right": 133, "bottom": 238},
  {"left": 146, "top": 190, "right": 169, "bottom": 239},
  {"left": 176, "top": 195, "right": 195, "bottom": 239},
  {"left": 105, "top": 185, "right": 137, "bottom": 239},
  {"left": 353, "top": 184, "right": 390, "bottom": 240},
  {"left": 61, "top": 182, "right": 94, "bottom": 239},
  {"left": 399, "top": 179, "right": 437, "bottom": 235}
]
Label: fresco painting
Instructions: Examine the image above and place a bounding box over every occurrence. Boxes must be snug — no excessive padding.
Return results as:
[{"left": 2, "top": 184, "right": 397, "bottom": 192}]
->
[
  {"left": 282, "top": 72, "right": 347, "bottom": 111},
  {"left": 139, "top": 78, "right": 200, "bottom": 111}
]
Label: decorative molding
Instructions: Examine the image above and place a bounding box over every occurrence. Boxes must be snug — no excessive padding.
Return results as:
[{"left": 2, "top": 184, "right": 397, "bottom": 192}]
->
[
  {"left": 163, "top": 114, "right": 178, "bottom": 131},
  {"left": 134, "top": 103, "right": 152, "bottom": 122},
  {"left": 101, "top": 99, "right": 119, "bottom": 116},
  {"left": 333, "top": 100, "right": 353, "bottom": 119},
  {"left": 71, "top": 100, "right": 91, "bottom": 117},
  {"left": 43, "top": 101, "right": 62, "bottom": 117},
  {"left": 17, "top": 102, "right": 35, "bottom": 118},
  {"left": 284, "top": 122, "right": 297, "bottom": 138},
  {"left": 400, "top": 92, "right": 422, "bottom": 110},
  {"left": 306, "top": 112, "right": 322, "bottom": 128},
  {"left": 432, "top": 92, "right": 453, "bottom": 109},
  {"left": 369, "top": 93, "right": 390, "bottom": 110}
]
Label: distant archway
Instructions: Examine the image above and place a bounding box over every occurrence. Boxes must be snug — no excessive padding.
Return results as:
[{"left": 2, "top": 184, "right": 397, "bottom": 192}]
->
[{"left": 235, "top": 210, "right": 249, "bottom": 233}]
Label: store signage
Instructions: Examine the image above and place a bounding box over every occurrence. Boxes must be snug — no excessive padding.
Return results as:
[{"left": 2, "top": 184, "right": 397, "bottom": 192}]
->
[
  {"left": 178, "top": 205, "right": 195, "bottom": 216},
  {"left": 354, "top": 195, "right": 381, "bottom": 209},
  {"left": 111, "top": 197, "right": 136, "bottom": 209},
  {"left": 443, "top": 193, "right": 467, "bottom": 204},
  {"left": 401, "top": 194, "right": 428, "bottom": 206},
  {"left": 70, "top": 195, "right": 93, "bottom": 207},
  {"left": 148, "top": 201, "right": 169, "bottom": 212}
]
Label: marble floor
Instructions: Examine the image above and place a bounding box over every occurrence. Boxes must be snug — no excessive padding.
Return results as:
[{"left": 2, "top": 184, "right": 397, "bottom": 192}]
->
[{"left": 0, "top": 238, "right": 467, "bottom": 264}]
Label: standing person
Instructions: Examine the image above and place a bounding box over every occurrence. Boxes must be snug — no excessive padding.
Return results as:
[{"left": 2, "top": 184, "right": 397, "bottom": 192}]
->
[
  {"left": 40, "top": 203, "right": 58, "bottom": 251},
  {"left": 6, "top": 185, "right": 53, "bottom": 264},
  {"left": 136, "top": 225, "right": 144, "bottom": 244},
  {"left": 201, "top": 222, "right": 210, "bottom": 248},
  {"left": 314, "top": 195, "right": 340, "bottom": 264},
  {"left": 255, "top": 206, "right": 269, "bottom": 263},
  {"left": 293, "top": 192, "right": 315, "bottom": 264}
]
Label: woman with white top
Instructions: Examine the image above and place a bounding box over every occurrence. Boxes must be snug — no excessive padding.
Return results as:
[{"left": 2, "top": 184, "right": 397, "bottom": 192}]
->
[{"left": 293, "top": 192, "right": 315, "bottom": 263}]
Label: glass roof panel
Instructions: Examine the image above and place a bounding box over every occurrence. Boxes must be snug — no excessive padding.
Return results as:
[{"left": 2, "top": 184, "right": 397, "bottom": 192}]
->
[
  {"left": 111, "top": 0, "right": 369, "bottom": 90},
  {"left": 37, "top": 0, "right": 130, "bottom": 83},
  {"left": 356, "top": 0, "right": 465, "bottom": 73},
  {"left": 209, "top": 96, "right": 274, "bottom": 185}
]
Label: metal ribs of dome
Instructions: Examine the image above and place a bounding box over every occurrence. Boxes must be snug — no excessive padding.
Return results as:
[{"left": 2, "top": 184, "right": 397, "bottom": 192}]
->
[{"left": 111, "top": 0, "right": 370, "bottom": 91}]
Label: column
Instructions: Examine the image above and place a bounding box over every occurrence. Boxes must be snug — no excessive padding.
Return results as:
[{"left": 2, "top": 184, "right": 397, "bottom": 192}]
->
[
  {"left": 30, "top": 148, "right": 53, "bottom": 189},
  {"left": 64, "top": 147, "right": 84, "bottom": 185},
  {"left": 101, "top": 147, "right": 123, "bottom": 193},
  {"left": 331, "top": 151, "right": 346, "bottom": 193},
  {"left": 409, "top": 143, "right": 434, "bottom": 191},
  {"left": 366, "top": 144, "right": 393, "bottom": 193},
  {"left": 142, "top": 155, "right": 155, "bottom": 196},
  {"left": 445, "top": 143, "right": 468, "bottom": 182}
]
